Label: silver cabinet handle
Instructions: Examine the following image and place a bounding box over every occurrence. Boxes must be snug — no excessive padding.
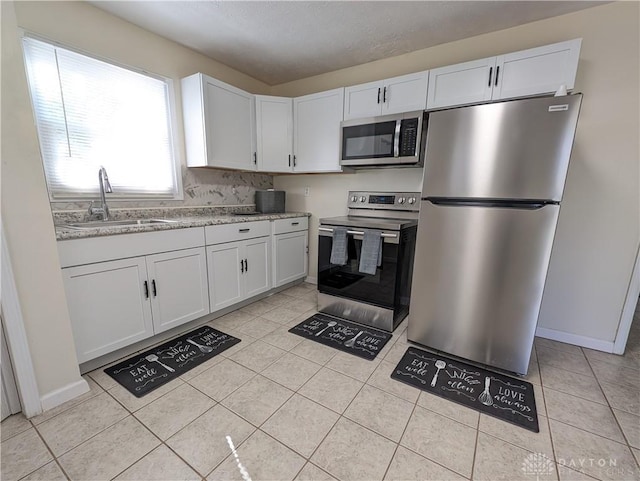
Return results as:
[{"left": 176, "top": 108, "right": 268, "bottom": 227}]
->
[{"left": 318, "top": 227, "right": 397, "bottom": 238}]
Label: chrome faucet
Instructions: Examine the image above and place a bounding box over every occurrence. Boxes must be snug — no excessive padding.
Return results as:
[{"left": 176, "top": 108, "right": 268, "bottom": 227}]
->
[{"left": 88, "top": 166, "right": 113, "bottom": 220}]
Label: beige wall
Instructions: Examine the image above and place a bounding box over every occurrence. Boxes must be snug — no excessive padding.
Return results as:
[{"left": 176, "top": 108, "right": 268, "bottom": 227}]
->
[
  {"left": 2, "top": 1, "right": 82, "bottom": 396},
  {"left": 15, "top": 1, "right": 274, "bottom": 213},
  {"left": 274, "top": 2, "right": 640, "bottom": 345},
  {"left": 3, "top": 0, "right": 273, "bottom": 406}
]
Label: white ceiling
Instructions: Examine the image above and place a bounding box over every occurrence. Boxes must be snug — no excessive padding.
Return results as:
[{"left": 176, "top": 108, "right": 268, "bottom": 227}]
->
[{"left": 91, "top": 1, "right": 602, "bottom": 85}]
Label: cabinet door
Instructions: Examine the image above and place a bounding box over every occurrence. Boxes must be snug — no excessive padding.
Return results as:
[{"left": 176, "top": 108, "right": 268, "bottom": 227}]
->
[
  {"left": 255, "top": 96, "right": 293, "bottom": 173},
  {"left": 203, "top": 76, "right": 256, "bottom": 170},
  {"left": 494, "top": 39, "right": 582, "bottom": 101},
  {"left": 62, "top": 258, "right": 153, "bottom": 363},
  {"left": 382, "top": 71, "right": 429, "bottom": 115},
  {"left": 244, "top": 236, "right": 272, "bottom": 298},
  {"left": 207, "top": 241, "right": 244, "bottom": 312},
  {"left": 427, "top": 57, "right": 496, "bottom": 110},
  {"left": 146, "top": 247, "right": 210, "bottom": 334},
  {"left": 293, "top": 88, "right": 344, "bottom": 173},
  {"left": 343, "top": 80, "right": 384, "bottom": 120},
  {"left": 273, "top": 231, "right": 308, "bottom": 287}
]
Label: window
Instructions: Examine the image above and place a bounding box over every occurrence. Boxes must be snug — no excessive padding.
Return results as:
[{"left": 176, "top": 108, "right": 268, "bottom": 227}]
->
[{"left": 22, "top": 36, "right": 181, "bottom": 200}]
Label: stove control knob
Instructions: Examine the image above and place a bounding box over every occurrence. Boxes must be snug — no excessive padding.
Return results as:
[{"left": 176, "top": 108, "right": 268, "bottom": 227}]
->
[
  {"left": 398, "top": 197, "right": 406, "bottom": 204},
  {"left": 350, "top": 195, "right": 357, "bottom": 202},
  {"left": 408, "top": 197, "right": 416, "bottom": 204},
  {"left": 360, "top": 196, "right": 366, "bottom": 203}
]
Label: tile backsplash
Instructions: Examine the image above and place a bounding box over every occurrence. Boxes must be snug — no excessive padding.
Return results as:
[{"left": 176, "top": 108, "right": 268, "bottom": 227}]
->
[{"left": 50, "top": 166, "right": 274, "bottom": 211}]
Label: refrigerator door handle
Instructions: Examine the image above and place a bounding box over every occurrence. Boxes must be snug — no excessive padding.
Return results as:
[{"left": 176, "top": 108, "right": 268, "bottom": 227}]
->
[{"left": 426, "top": 199, "right": 553, "bottom": 210}]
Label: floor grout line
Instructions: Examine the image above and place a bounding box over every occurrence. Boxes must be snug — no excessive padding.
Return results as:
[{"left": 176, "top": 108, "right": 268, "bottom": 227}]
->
[{"left": 7, "top": 286, "right": 640, "bottom": 481}]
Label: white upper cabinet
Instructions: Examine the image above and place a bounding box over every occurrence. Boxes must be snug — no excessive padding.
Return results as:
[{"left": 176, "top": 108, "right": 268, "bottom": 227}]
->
[
  {"left": 293, "top": 88, "right": 344, "bottom": 173},
  {"left": 493, "top": 39, "right": 582, "bottom": 100},
  {"left": 343, "top": 80, "right": 385, "bottom": 120},
  {"left": 427, "top": 39, "right": 582, "bottom": 110},
  {"left": 182, "top": 73, "right": 256, "bottom": 170},
  {"left": 427, "top": 57, "right": 496, "bottom": 110},
  {"left": 344, "top": 71, "right": 429, "bottom": 120},
  {"left": 255, "top": 96, "right": 293, "bottom": 173}
]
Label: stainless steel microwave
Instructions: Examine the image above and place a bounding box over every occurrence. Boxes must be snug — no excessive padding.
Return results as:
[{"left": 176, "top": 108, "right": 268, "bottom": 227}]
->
[{"left": 340, "top": 110, "right": 427, "bottom": 168}]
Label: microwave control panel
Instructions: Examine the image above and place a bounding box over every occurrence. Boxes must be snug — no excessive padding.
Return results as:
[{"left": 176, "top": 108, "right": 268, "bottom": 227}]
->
[{"left": 399, "top": 118, "right": 419, "bottom": 157}]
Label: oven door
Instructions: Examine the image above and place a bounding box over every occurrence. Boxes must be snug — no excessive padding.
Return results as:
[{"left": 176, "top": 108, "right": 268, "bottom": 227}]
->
[{"left": 317, "top": 226, "right": 400, "bottom": 309}]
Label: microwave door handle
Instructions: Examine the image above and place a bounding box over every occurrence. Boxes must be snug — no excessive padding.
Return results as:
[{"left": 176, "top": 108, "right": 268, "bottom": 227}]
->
[{"left": 393, "top": 120, "right": 401, "bottom": 157}]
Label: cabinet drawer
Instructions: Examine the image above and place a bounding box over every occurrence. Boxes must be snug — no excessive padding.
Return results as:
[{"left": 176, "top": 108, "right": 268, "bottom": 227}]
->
[
  {"left": 58, "top": 227, "right": 205, "bottom": 268},
  {"left": 205, "top": 220, "right": 271, "bottom": 245},
  {"left": 273, "top": 217, "right": 308, "bottom": 235}
]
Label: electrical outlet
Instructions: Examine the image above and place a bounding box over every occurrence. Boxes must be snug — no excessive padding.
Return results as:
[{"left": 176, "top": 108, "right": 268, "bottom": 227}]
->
[{"left": 304, "top": 187, "right": 310, "bottom": 197}]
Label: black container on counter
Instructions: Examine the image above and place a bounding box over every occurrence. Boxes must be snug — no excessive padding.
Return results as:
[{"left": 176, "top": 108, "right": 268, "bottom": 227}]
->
[{"left": 255, "top": 190, "right": 286, "bottom": 213}]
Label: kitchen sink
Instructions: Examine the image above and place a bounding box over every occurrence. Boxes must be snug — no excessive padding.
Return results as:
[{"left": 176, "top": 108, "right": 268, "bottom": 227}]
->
[{"left": 61, "top": 219, "right": 178, "bottom": 229}]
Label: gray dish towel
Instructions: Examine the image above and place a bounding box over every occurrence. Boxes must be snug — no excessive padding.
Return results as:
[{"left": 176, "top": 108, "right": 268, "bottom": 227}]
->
[
  {"left": 330, "top": 227, "right": 348, "bottom": 265},
  {"left": 359, "top": 230, "right": 382, "bottom": 275}
]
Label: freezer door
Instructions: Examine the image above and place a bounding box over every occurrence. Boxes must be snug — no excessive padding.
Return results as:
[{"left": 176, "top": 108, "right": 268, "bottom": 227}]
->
[
  {"left": 408, "top": 201, "right": 560, "bottom": 374},
  {"left": 423, "top": 95, "right": 582, "bottom": 201}
]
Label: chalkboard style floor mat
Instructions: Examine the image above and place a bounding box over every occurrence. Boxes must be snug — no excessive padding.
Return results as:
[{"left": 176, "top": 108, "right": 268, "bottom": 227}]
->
[
  {"left": 391, "top": 346, "right": 539, "bottom": 432},
  {"left": 104, "top": 326, "right": 240, "bottom": 397},
  {"left": 288, "top": 313, "right": 392, "bottom": 361}
]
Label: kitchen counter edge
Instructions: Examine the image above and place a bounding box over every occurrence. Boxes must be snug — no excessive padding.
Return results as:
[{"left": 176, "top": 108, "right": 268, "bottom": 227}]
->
[{"left": 55, "top": 212, "right": 312, "bottom": 241}]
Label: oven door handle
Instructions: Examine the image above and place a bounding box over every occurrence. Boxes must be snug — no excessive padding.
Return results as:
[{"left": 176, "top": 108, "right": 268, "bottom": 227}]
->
[{"left": 318, "top": 227, "right": 397, "bottom": 238}]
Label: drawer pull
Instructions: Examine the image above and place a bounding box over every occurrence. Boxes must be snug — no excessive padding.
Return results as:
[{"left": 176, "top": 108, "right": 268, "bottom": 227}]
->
[
  {"left": 291, "top": 222, "right": 299, "bottom": 226},
  {"left": 239, "top": 228, "right": 250, "bottom": 233}
]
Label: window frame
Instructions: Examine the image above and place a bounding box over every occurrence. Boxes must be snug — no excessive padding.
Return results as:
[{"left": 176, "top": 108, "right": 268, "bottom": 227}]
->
[{"left": 21, "top": 31, "right": 184, "bottom": 202}]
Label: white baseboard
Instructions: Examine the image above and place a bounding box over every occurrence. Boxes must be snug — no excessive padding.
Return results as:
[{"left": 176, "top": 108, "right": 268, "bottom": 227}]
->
[
  {"left": 535, "top": 326, "right": 615, "bottom": 353},
  {"left": 304, "top": 276, "right": 317, "bottom": 285},
  {"left": 40, "top": 378, "right": 89, "bottom": 412}
]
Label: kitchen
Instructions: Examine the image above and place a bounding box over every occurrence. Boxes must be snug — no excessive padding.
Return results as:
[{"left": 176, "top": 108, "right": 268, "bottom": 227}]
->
[{"left": 2, "top": 1, "right": 639, "bottom": 480}]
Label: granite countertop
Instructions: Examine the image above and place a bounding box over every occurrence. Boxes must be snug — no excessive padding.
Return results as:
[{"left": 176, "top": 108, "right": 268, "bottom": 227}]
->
[{"left": 54, "top": 206, "right": 311, "bottom": 241}]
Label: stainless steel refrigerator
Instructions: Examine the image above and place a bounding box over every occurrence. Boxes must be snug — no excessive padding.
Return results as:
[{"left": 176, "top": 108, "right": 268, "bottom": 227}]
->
[{"left": 408, "top": 94, "right": 582, "bottom": 374}]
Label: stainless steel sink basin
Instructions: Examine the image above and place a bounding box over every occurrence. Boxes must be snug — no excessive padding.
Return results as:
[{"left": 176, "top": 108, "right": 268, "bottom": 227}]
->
[{"left": 61, "top": 219, "right": 178, "bottom": 230}]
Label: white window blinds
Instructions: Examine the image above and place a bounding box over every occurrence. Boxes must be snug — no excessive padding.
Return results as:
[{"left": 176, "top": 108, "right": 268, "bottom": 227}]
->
[{"left": 22, "top": 36, "right": 180, "bottom": 199}]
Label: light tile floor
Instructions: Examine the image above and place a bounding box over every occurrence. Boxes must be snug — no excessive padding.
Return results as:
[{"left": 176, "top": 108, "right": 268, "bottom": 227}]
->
[{"left": 2, "top": 283, "right": 640, "bottom": 481}]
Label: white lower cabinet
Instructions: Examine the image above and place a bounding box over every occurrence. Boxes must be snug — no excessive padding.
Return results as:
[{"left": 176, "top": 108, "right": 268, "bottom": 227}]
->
[
  {"left": 63, "top": 247, "right": 209, "bottom": 363},
  {"left": 206, "top": 221, "right": 272, "bottom": 312},
  {"left": 272, "top": 217, "right": 309, "bottom": 287},
  {"left": 146, "top": 248, "right": 210, "bottom": 334},
  {"left": 244, "top": 237, "right": 272, "bottom": 298},
  {"left": 60, "top": 219, "right": 307, "bottom": 364},
  {"left": 62, "top": 257, "right": 154, "bottom": 364},
  {"left": 207, "top": 241, "right": 244, "bottom": 311}
]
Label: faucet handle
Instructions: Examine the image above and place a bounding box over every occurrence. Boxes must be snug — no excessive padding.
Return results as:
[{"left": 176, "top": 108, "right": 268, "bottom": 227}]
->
[{"left": 87, "top": 201, "right": 104, "bottom": 219}]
